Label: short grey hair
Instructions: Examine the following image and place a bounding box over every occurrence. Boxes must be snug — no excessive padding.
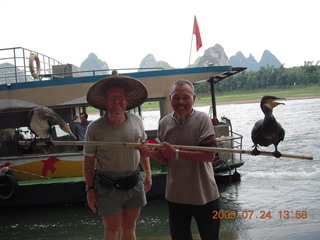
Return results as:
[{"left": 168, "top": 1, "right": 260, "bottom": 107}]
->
[{"left": 170, "top": 79, "right": 195, "bottom": 95}]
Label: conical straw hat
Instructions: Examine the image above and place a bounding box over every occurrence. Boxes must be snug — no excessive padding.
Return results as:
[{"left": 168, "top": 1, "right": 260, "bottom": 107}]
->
[{"left": 87, "top": 71, "right": 148, "bottom": 111}]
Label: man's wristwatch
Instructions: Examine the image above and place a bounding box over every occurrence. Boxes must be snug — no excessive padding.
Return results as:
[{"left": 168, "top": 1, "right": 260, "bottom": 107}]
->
[{"left": 85, "top": 185, "right": 95, "bottom": 192}]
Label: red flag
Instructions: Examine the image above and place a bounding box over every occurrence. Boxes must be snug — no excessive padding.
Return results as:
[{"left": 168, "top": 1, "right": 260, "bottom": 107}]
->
[{"left": 193, "top": 16, "right": 202, "bottom": 51}]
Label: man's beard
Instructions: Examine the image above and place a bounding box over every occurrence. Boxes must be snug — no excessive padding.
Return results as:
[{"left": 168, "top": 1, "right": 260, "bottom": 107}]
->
[{"left": 175, "top": 112, "right": 187, "bottom": 124}]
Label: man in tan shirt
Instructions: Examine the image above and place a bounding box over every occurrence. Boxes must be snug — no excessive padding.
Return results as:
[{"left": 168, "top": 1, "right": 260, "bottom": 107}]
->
[{"left": 138, "top": 79, "right": 220, "bottom": 240}]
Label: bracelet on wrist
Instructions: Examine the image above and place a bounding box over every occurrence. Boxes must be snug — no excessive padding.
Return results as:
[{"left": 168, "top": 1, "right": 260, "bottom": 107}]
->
[
  {"left": 175, "top": 149, "right": 179, "bottom": 160},
  {"left": 85, "top": 185, "right": 95, "bottom": 192}
]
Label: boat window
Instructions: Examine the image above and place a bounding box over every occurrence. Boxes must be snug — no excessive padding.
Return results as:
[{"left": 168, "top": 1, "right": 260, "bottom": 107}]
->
[
  {"left": 141, "top": 100, "right": 161, "bottom": 131},
  {"left": 70, "top": 106, "right": 101, "bottom": 122},
  {"left": 86, "top": 107, "right": 101, "bottom": 121},
  {"left": 0, "top": 107, "right": 81, "bottom": 157}
]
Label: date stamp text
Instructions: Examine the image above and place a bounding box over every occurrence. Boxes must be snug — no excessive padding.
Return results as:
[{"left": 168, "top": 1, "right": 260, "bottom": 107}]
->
[{"left": 212, "top": 210, "right": 308, "bottom": 220}]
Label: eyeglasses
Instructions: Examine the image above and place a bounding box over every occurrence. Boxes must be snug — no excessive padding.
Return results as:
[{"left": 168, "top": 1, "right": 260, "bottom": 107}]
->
[{"left": 107, "top": 95, "right": 126, "bottom": 101}]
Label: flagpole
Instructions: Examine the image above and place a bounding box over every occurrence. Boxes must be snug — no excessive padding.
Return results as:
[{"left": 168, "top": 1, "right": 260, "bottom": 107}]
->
[{"left": 188, "top": 16, "right": 195, "bottom": 67}]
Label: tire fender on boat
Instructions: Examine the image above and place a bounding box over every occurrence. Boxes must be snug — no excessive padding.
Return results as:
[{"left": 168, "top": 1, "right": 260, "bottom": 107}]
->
[
  {"left": 0, "top": 174, "right": 19, "bottom": 201},
  {"left": 29, "top": 53, "right": 41, "bottom": 79}
]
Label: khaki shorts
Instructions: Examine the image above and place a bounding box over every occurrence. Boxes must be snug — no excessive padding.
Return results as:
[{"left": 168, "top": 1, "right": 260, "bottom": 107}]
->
[{"left": 95, "top": 174, "right": 146, "bottom": 216}]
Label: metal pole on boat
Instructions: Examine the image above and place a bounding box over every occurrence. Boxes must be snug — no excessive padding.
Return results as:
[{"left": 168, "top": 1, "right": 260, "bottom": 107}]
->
[
  {"left": 18, "top": 141, "right": 314, "bottom": 160},
  {"left": 209, "top": 77, "right": 217, "bottom": 119}
]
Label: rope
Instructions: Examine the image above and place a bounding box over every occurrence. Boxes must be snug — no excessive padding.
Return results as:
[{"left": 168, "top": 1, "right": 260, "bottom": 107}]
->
[{"left": 5, "top": 167, "right": 51, "bottom": 179}]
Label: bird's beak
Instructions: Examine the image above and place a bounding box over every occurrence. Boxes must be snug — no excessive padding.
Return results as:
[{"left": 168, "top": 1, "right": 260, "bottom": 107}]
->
[
  {"left": 68, "top": 129, "right": 77, "bottom": 140},
  {"left": 63, "top": 125, "right": 77, "bottom": 140},
  {"left": 269, "top": 97, "right": 286, "bottom": 108}
]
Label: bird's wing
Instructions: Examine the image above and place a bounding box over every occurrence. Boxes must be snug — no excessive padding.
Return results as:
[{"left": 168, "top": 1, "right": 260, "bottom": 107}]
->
[
  {"left": 27, "top": 108, "right": 41, "bottom": 137},
  {"left": 38, "top": 107, "right": 63, "bottom": 125},
  {"left": 40, "top": 108, "right": 56, "bottom": 119},
  {"left": 277, "top": 122, "right": 285, "bottom": 142},
  {"left": 251, "top": 119, "right": 263, "bottom": 144},
  {"left": 27, "top": 108, "right": 34, "bottom": 127}
]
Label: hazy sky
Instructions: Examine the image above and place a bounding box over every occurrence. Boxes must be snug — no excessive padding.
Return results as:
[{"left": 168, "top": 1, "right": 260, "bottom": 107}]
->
[{"left": 1, "top": 0, "right": 319, "bottom": 69}]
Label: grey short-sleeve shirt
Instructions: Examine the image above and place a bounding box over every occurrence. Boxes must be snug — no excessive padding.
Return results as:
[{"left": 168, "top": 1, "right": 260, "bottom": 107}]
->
[
  {"left": 158, "top": 110, "right": 220, "bottom": 205},
  {"left": 84, "top": 113, "right": 147, "bottom": 172}
]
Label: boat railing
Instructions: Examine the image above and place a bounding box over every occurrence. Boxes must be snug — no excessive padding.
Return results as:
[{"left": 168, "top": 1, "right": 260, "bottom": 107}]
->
[
  {"left": 212, "top": 114, "right": 243, "bottom": 166},
  {"left": 0, "top": 47, "right": 62, "bottom": 85},
  {"left": 216, "top": 131, "right": 243, "bottom": 162},
  {"left": 216, "top": 133, "right": 242, "bottom": 159},
  {"left": 38, "top": 67, "right": 165, "bottom": 80},
  {"left": 222, "top": 116, "right": 243, "bottom": 162},
  {"left": 213, "top": 131, "right": 243, "bottom": 174},
  {"left": 0, "top": 47, "right": 165, "bottom": 85}
]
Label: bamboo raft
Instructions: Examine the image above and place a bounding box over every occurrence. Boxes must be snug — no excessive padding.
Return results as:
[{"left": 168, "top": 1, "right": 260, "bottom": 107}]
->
[{"left": 18, "top": 141, "right": 313, "bottom": 160}]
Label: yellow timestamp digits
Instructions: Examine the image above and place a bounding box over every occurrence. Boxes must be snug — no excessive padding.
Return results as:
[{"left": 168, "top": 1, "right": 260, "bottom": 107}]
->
[
  {"left": 212, "top": 210, "right": 237, "bottom": 219},
  {"left": 212, "top": 210, "right": 308, "bottom": 220},
  {"left": 278, "top": 210, "right": 308, "bottom": 219},
  {"left": 241, "top": 210, "right": 272, "bottom": 219}
]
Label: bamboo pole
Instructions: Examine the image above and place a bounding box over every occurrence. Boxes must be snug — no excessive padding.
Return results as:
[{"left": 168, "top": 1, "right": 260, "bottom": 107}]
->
[{"left": 18, "top": 141, "right": 313, "bottom": 160}]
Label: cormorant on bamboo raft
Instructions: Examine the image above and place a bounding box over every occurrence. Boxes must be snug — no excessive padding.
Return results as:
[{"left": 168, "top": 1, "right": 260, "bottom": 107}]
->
[
  {"left": 28, "top": 106, "right": 77, "bottom": 149},
  {"left": 251, "top": 96, "right": 286, "bottom": 158}
]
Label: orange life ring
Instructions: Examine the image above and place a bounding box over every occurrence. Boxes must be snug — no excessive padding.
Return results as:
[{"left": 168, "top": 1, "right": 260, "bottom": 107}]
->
[{"left": 29, "top": 53, "right": 41, "bottom": 79}]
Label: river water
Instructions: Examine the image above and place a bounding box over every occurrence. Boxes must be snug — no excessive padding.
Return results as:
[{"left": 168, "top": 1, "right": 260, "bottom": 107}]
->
[{"left": 1, "top": 98, "right": 319, "bottom": 239}]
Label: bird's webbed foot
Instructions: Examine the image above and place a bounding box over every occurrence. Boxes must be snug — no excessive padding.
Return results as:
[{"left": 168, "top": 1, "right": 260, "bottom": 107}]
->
[
  {"left": 44, "top": 138, "right": 55, "bottom": 151},
  {"left": 30, "top": 137, "right": 38, "bottom": 145},
  {"left": 272, "top": 150, "right": 282, "bottom": 158},
  {"left": 272, "top": 145, "right": 282, "bottom": 158},
  {"left": 251, "top": 147, "right": 261, "bottom": 156},
  {"left": 45, "top": 138, "right": 53, "bottom": 146}
]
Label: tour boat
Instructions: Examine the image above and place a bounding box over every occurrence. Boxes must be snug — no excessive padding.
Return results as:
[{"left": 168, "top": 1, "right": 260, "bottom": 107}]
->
[{"left": 0, "top": 47, "right": 245, "bottom": 205}]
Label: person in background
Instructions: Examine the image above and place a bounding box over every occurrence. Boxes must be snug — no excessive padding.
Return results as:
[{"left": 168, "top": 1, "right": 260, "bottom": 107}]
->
[
  {"left": 69, "top": 112, "right": 91, "bottom": 141},
  {"left": 138, "top": 79, "right": 220, "bottom": 240},
  {"left": 84, "top": 72, "right": 152, "bottom": 240}
]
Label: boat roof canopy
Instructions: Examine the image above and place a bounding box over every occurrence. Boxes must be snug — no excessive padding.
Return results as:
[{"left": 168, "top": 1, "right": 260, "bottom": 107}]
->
[
  {"left": 196, "top": 67, "right": 247, "bottom": 84},
  {"left": 208, "top": 67, "right": 247, "bottom": 84},
  {"left": 207, "top": 67, "right": 247, "bottom": 119}
]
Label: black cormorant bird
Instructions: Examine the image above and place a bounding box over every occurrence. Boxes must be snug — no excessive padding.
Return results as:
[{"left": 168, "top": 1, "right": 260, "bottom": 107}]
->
[
  {"left": 28, "top": 106, "right": 77, "bottom": 148},
  {"left": 251, "top": 96, "right": 286, "bottom": 158}
]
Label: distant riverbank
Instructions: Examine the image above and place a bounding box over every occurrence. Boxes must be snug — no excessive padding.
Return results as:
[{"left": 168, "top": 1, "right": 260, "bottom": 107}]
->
[
  {"left": 86, "top": 85, "right": 320, "bottom": 112},
  {"left": 196, "top": 95, "right": 320, "bottom": 107},
  {"left": 140, "top": 95, "right": 320, "bottom": 112},
  {"left": 194, "top": 84, "right": 320, "bottom": 106}
]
